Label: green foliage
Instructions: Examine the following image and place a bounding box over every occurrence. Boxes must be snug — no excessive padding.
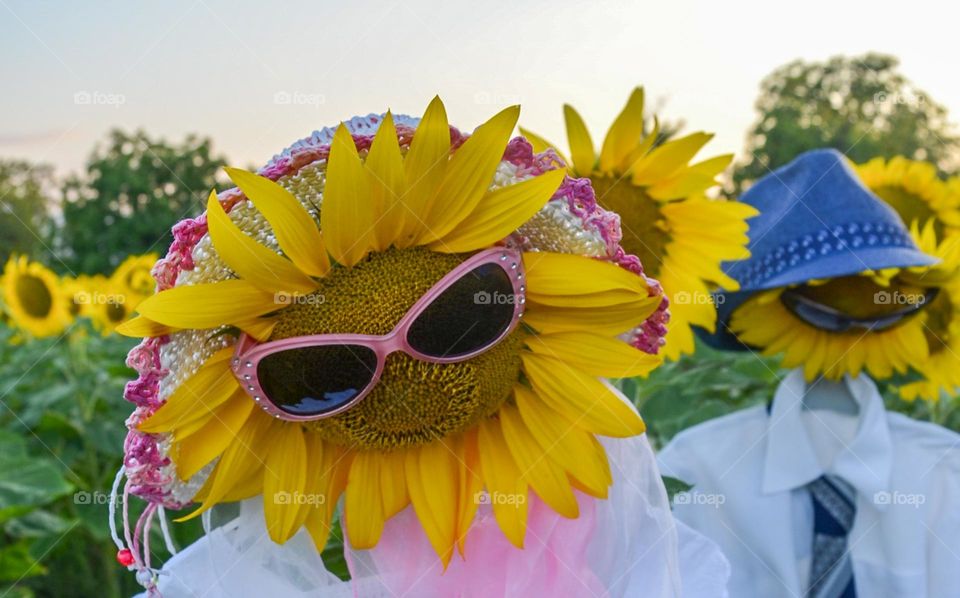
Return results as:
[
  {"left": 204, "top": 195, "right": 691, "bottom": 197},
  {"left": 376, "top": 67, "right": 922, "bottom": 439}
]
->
[
  {"left": 733, "top": 53, "right": 960, "bottom": 193},
  {"left": 660, "top": 476, "right": 692, "bottom": 502},
  {"left": 0, "top": 161, "right": 56, "bottom": 263},
  {"left": 0, "top": 324, "right": 203, "bottom": 597},
  {"left": 623, "top": 343, "right": 785, "bottom": 448},
  {"left": 57, "top": 130, "right": 226, "bottom": 275}
]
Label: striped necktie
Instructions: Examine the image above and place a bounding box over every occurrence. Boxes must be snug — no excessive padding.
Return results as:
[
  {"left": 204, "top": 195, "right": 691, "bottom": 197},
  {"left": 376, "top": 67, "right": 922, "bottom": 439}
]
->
[{"left": 806, "top": 475, "right": 857, "bottom": 598}]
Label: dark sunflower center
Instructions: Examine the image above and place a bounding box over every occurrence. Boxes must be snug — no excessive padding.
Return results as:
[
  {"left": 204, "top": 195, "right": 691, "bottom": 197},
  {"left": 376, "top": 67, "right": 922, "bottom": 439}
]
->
[
  {"left": 15, "top": 274, "right": 52, "bottom": 318},
  {"left": 871, "top": 186, "right": 939, "bottom": 235},
  {"left": 106, "top": 299, "right": 127, "bottom": 323},
  {"left": 590, "top": 175, "right": 669, "bottom": 277},
  {"left": 127, "top": 268, "right": 153, "bottom": 295},
  {"left": 267, "top": 246, "right": 522, "bottom": 450},
  {"left": 68, "top": 295, "right": 82, "bottom": 316}
]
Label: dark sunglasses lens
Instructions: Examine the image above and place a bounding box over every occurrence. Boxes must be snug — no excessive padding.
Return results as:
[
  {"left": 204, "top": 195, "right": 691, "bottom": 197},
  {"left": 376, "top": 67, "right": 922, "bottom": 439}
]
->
[
  {"left": 257, "top": 345, "right": 378, "bottom": 416},
  {"left": 781, "top": 288, "right": 934, "bottom": 333},
  {"left": 783, "top": 298, "right": 848, "bottom": 332},
  {"left": 407, "top": 262, "right": 517, "bottom": 358}
]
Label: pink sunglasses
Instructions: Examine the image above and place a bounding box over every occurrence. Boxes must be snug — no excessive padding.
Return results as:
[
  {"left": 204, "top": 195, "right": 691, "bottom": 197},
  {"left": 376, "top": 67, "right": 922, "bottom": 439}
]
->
[{"left": 231, "top": 247, "right": 526, "bottom": 421}]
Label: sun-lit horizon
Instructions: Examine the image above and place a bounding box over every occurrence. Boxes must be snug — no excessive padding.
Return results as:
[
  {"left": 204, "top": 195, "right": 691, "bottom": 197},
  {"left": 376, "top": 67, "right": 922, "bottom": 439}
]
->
[{"left": 3, "top": 0, "right": 959, "bottom": 179}]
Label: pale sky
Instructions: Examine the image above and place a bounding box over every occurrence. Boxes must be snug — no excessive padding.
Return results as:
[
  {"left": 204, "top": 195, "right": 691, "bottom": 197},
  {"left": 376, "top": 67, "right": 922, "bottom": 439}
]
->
[{"left": 2, "top": 0, "right": 958, "bottom": 178}]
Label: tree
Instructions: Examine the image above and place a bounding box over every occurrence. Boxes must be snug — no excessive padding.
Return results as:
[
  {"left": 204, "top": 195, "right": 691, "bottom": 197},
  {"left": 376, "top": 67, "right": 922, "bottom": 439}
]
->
[
  {"left": 0, "top": 160, "right": 55, "bottom": 261},
  {"left": 733, "top": 53, "right": 960, "bottom": 193},
  {"left": 58, "top": 130, "right": 226, "bottom": 274}
]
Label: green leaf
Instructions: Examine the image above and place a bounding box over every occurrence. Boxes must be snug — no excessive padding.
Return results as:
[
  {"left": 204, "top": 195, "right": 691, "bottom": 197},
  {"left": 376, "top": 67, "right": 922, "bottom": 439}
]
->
[
  {"left": 0, "top": 457, "right": 73, "bottom": 524},
  {"left": 321, "top": 516, "right": 350, "bottom": 581},
  {"left": 0, "top": 539, "right": 45, "bottom": 583},
  {"left": 5, "top": 510, "right": 77, "bottom": 538},
  {"left": 661, "top": 476, "right": 693, "bottom": 502}
]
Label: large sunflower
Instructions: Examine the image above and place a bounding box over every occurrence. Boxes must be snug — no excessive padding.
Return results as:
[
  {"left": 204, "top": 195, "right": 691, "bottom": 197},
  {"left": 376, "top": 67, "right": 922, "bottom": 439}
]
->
[
  {"left": 730, "top": 272, "right": 931, "bottom": 381},
  {"left": 2, "top": 255, "right": 70, "bottom": 338},
  {"left": 120, "top": 99, "right": 663, "bottom": 565},
  {"left": 521, "top": 87, "right": 757, "bottom": 359}
]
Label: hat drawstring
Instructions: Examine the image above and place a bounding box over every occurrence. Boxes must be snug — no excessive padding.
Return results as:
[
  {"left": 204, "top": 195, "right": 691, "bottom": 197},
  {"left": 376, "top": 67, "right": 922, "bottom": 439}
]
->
[{"left": 109, "top": 465, "right": 177, "bottom": 597}]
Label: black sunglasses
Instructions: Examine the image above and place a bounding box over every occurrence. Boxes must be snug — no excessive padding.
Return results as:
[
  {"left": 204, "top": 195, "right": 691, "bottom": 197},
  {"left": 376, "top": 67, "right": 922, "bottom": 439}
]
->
[{"left": 779, "top": 286, "right": 938, "bottom": 333}]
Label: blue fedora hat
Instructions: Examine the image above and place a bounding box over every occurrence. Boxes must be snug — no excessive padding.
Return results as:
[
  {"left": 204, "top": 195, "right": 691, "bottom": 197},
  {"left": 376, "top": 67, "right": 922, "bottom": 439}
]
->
[{"left": 698, "top": 148, "right": 938, "bottom": 351}]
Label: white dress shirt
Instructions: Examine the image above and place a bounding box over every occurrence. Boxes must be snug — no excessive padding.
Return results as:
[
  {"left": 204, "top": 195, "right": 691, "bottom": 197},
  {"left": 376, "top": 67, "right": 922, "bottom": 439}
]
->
[{"left": 658, "top": 369, "right": 960, "bottom": 598}]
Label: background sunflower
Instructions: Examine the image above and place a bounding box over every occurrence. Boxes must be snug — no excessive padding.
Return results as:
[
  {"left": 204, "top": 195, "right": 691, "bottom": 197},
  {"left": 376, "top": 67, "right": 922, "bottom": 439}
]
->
[
  {"left": 521, "top": 87, "right": 757, "bottom": 359},
  {"left": 2, "top": 255, "right": 70, "bottom": 338}
]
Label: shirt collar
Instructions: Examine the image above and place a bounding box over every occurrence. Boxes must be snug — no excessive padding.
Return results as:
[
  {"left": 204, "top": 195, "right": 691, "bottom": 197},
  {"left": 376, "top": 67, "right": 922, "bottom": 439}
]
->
[{"left": 762, "top": 369, "right": 892, "bottom": 506}]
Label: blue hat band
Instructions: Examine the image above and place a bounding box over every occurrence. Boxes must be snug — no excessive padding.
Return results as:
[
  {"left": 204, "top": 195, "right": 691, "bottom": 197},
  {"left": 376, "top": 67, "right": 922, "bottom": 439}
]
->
[{"left": 737, "top": 220, "right": 914, "bottom": 289}]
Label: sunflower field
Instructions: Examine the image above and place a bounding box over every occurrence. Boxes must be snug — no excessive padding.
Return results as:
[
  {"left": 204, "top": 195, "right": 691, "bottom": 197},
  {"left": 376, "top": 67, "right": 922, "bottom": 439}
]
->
[
  {"left": 4, "top": 50, "right": 960, "bottom": 596},
  {"left": 0, "top": 254, "right": 353, "bottom": 595}
]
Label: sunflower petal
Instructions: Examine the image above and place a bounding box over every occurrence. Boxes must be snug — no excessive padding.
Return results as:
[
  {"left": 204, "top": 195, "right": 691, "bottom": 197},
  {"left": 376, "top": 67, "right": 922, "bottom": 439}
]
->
[
  {"left": 213, "top": 461, "right": 266, "bottom": 503},
  {"left": 366, "top": 112, "right": 407, "bottom": 250},
  {"left": 262, "top": 424, "right": 308, "bottom": 543},
  {"left": 305, "top": 443, "right": 350, "bottom": 552},
  {"left": 525, "top": 331, "right": 661, "bottom": 378},
  {"left": 523, "top": 297, "right": 661, "bottom": 336},
  {"left": 524, "top": 288, "right": 644, "bottom": 308},
  {"left": 563, "top": 104, "right": 596, "bottom": 175},
  {"left": 619, "top": 116, "right": 660, "bottom": 173},
  {"left": 134, "top": 280, "right": 277, "bottom": 330},
  {"left": 345, "top": 451, "right": 385, "bottom": 549},
  {"left": 514, "top": 386, "right": 611, "bottom": 498},
  {"left": 224, "top": 167, "right": 331, "bottom": 278},
  {"left": 115, "top": 315, "right": 178, "bottom": 338},
  {"left": 379, "top": 449, "right": 409, "bottom": 519},
  {"left": 322, "top": 124, "right": 376, "bottom": 266},
  {"left": 175, "top": 391, "right": 254, "bottom": 480},
  {"left": 499, "top": 404, "right": 579, "bottom": 518},
  {"left": 430, "top": 169, "right": 566, "bottom": 253},
  {"left": 522, "top": 352, "right": 645, "bottom": 437},
  {"left": 173, "top": 387, "right": 247, "bottom": 442},
  {"left": 647, "top": 153, "right": 734, "bottom": 199},
  {"left": 687, "top": 153, "right": 734, "bottom": 178},
  {"left": 599, "top": 87, "right": 645, "bottom": 173},
  {"left": 600, "top": 87, "right": 644, "bottom": 174},
  {"left": 477, "top": 418, "right": 527, "bottom": 548},
  {"left": 418, "top": 105, "right": 520, "bottom": 243},
  {"left": 523, "top": 252, "right": 650, "bottom": 297},
  {"left": 647, "top": 172, "right": 718, "bottom": 201},
  {"left": 139, "top": 353, "right": 238, "bottom": 433},
  {"left": 235, "top": 316, "right": 278, "bottom": 342},
  {"left": 457, "top": 430, "right": 483, "bottom": 555},
  {"left": 206, "top": 190, "right": 318, "bottom": 294},
  {"left": 296, "top": 433, "right": 327, "bottom": 535},
  {"left": 405, "top": 441, "right": 458, "bottom": 566},
  {"left": 177, "top": 412, "right": 277, "bottom": 521},
  {"left": 631, "top": 132, "right": 713, "bottom": 186},
  {"left": 399, "top": 96, "right": 451, "bottom": 248}
]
